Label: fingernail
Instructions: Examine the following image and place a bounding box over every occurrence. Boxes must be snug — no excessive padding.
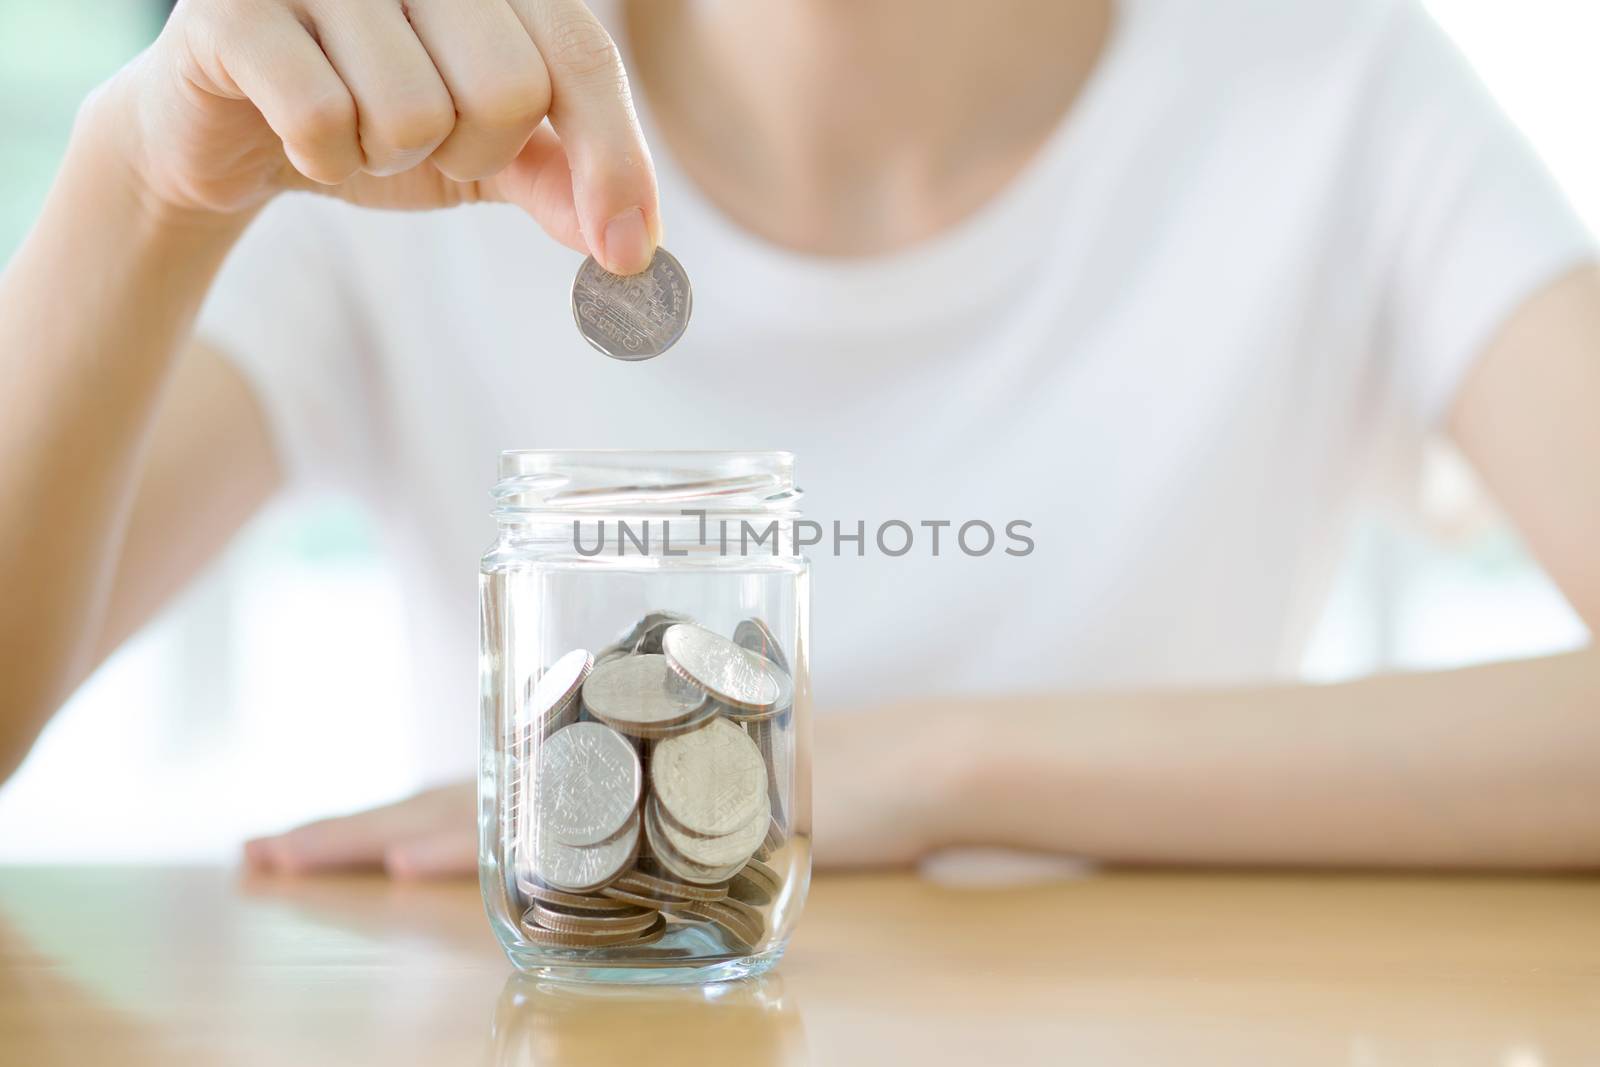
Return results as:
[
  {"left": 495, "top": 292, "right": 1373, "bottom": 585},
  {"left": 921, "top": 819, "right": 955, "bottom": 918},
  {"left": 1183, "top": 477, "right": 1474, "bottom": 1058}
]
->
[{"left": 601, "top": 207, "right": 652, "bottom": 274}]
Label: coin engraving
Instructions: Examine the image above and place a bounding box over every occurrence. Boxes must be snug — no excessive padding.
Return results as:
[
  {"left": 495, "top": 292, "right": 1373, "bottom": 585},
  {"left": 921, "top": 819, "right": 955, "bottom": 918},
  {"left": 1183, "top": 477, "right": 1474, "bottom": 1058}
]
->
[
  {"left": 644, "top": 796, "right": 751, "bottom": 886},
  {"left": 526, "top": 809, "right": 639, "bottom": 893},
  {"left": 662, "top": 624, "right": 792, "bottom": 713},
  {"left": 581, "top": 654, "right": 708, "bottom": 730},
  {"left": 571, "top": 248, "right": 692, "bottom": 361},
  {"left": 538, "top": 722, "right": 641, "bottom": 846},
  {"left": 651, "top": 718, "right": 768, "bottom": 837},
  {"left": 655, "top": 791, "right": 770, "bottom": 869}
]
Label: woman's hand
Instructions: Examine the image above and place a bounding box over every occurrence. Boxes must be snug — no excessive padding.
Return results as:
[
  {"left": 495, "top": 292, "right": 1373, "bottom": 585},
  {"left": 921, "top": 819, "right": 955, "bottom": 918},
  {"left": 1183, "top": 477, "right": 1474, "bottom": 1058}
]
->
[
  {"left": 99, "top": 0, "right": 659, "bottom": 271},
  {"left": 243, "top": 708, "right": 961, "bottom": 878},
  {"left": 809, "top": 707, "right": 956, "bottom": 869},
  {"left": 245, "top": 781, "right": 477, "bottom": 879}
]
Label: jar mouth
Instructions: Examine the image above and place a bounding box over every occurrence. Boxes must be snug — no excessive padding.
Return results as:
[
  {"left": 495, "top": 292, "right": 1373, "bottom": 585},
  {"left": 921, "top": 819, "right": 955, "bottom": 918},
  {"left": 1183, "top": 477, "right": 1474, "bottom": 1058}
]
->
[{"left": 493, "top": 450, "right": 801, "bottom": 518}]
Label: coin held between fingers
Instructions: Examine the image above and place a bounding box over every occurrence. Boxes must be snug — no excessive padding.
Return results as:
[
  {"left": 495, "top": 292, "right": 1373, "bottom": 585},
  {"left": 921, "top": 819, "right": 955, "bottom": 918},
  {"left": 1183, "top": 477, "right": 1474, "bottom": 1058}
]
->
[{"left": 571, "top": 247, "right": 692, "bottom": 361}]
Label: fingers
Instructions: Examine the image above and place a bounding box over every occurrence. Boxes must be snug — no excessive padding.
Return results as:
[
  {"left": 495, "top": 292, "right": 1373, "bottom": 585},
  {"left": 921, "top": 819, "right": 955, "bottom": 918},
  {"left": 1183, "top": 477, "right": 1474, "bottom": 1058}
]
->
[
  {"left": 305, "top": 0, "right": 456, "bottom": 177},
  {"left": 404, "top": 0, "right": 552, "bottom": 183},
  {"left": 243, "top": 784, "right": 476, "bottom": 877},
  {"left": 201, "top": 7, "right": 361, "bottom": 185},
  {"left": 200, "top": 0, "right": 656, "bottom": 269},
  {"left": 383, "top": 830, "right": 478, "bottom": 881},
  {"left": 510, "top": 0, "right": 660, "bottom": 273},
  {"left": 246, "top": 819, "right": 475, "bottom": 879},
  {"left": 244, "top": 805, "right": 400, "bottom": 874},
  {"left": 486, "top": 125, "right": 587, "bottom": 253}
]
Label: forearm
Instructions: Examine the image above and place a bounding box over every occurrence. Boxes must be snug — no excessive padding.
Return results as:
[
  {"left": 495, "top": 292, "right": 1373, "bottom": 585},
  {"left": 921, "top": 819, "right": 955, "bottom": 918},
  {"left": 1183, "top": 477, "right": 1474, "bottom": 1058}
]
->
[
  {"left": 0, "top": 90, "right": 250, "bottom": 774},
  {"left": 919, "top": 648, "right": 1600, "bottom": 869}
]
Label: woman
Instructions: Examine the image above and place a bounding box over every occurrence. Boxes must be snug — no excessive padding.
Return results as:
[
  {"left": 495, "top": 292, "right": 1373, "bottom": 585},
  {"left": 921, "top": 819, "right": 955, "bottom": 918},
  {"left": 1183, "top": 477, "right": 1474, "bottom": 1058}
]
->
[{"left": 1, "top": 0, "right": 1596, "bottom": 876}]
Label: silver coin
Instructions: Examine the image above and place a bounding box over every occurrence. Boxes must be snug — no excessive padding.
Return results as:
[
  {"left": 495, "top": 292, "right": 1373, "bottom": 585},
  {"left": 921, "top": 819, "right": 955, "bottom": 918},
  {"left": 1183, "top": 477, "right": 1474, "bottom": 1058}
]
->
[
  {"left": 634, "top": 611, "right": 694, "bottom": 655},
  {"left": 526, "top": 901, "right": 659, "bottom": 935},
  {"left": 538, "top": 722, "right": 640, "bottom": 846},
  {"left": 735, "top": 616, "right": 794, "bottom": 730},
  {"left": 520, "top": 911, "right": 666, "bottom": 948},
  {"left": 699, "top": 893, "right": 765, "bottom": 944},
  {"left": 505, "top": 651, "right": 589, "bottom": 850},
  {"left": 601, "top": 610, "right": 686, "bottom": 658},
  {"left": 728, "top": 858, "right": 781, "bottom": 905},
  {"left": 581, "top": 654, "right": 707, "bottom": 729},
  {"left": 520, "top": 879, "right": 645, "bottom": 912},
  {"left": 665, "top": 897, "right": 764, "bottom": 950},
  {"left": 617, "top": 870, "right": 732, "bottom": 902},
  {"left": 595, "top": 884, "right": 670, "bottom": 911},
  {"left": 522, "top": 649, "right": 593, "bottom": 730},
  {"left": 571, "top": 248, "right": 692, "bottom": 361},
  {"left": 723, "top": 619, "right": 791, "bottom": 723},
  {"left": 732, "top": 618, "right": 790, "bottom": 674},
  {"left": 662, "top": 624, "right": 791, "bottom": 714},
  {"left": 524, "top": 808, "right": 639, "bottom": 893},
  {"left": 651, "top": 716, "right": 768, "bottom": 837},
  {"left": 608, "top": 699, "right": 724, "bottom": 741},
  {"left": 753, "top": 817, "right": 788, "bottom": 861},
  {"left": 655, "top": 789, "right": 770, "bottom": 869},
  {"left": 644, "top": 797, "right": 750, "bottom": 886},
  {"left": 594, "top": 645, "right": 632, "bottom": 667},
  {"left": 717, "top": 699, "right": 785, "bottom": 725},
  {"left": 747, "top": 715, "right": 792, "bottom": 834}
]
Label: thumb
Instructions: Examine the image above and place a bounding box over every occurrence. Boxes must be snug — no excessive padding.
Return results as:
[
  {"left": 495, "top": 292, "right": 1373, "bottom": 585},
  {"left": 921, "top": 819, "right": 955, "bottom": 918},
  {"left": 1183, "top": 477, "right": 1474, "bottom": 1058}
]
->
[{"left": 481, "top": 126, "right": 590, "bottom": 258}]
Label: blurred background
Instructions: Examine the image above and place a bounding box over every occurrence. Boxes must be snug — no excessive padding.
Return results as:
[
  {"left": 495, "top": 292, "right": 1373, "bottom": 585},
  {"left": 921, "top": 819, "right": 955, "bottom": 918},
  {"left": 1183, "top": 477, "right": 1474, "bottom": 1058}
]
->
[{"left": 0, "top": 0, "right": 1592, "bottom": 861}]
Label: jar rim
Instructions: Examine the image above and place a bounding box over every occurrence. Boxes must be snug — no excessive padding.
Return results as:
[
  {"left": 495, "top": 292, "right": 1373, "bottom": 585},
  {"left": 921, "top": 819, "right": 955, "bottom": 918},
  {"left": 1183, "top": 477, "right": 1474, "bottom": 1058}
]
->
[
  {"left": 493, "top": 450, "right": 800, "bottom": 519},
  {"left": 498, "top": 448, "right": 792, "bottom": 471}
]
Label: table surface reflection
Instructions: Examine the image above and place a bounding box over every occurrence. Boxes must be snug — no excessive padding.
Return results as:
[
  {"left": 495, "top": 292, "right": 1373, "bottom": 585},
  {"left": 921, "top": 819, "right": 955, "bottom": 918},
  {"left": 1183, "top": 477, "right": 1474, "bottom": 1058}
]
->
[{"left": 0, "top": 864, "right": 1596, "bottom": 1065}]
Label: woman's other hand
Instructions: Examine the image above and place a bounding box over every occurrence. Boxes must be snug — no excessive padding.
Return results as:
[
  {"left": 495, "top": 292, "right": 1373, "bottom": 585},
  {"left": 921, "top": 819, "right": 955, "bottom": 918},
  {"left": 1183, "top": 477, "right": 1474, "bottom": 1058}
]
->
[
  {"left": 245, "top": 781, "right": 477, "bottom": 880},
  {"left": 243, "top": 703, "right": 969, "bottom": 879}
]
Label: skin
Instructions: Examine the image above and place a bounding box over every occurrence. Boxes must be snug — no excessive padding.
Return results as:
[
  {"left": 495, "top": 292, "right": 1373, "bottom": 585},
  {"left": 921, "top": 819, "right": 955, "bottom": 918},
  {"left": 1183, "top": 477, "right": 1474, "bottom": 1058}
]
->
[
  {"left": 3, "top": 0, "right": 1598, "bottom": 878},
  {"left": 0, "top": 0, "right": 661, "bottom": 781}
]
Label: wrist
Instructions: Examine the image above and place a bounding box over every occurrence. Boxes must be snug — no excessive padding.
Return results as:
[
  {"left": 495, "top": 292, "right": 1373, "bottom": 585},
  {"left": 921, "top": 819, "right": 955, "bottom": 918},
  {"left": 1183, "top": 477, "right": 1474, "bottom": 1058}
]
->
[
  {"left": 901, "top": 699, "right": 993, "bottom": 854},
  {"left": 70, "top": 67, "right": 257, "bottom": 245}
]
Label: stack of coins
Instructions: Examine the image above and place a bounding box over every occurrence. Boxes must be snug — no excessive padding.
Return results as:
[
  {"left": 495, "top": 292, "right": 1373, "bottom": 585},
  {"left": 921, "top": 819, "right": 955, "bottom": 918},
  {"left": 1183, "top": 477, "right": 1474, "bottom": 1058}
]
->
[
  {"left": 505, "top": 648, "right": 592, "bottom": 849},
  {"left": 511, "top": 615, "right": 795, "bottom": 953},
  {"left": 732, "top": 618, "right": 794, "bottom": 843}
]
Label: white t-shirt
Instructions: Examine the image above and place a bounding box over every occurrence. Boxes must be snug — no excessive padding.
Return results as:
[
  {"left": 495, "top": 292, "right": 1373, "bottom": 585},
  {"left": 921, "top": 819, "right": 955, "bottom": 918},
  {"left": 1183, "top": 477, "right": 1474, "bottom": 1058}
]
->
[{"left": 197, "top": 0, "right": 1593, "bottom": 781}]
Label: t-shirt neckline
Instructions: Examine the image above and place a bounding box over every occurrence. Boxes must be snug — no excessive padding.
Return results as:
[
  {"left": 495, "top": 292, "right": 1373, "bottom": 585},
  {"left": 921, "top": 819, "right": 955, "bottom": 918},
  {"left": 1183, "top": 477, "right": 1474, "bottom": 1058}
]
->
[{"left": 610, "top": 0, "right": 1142, "bottom": 332}]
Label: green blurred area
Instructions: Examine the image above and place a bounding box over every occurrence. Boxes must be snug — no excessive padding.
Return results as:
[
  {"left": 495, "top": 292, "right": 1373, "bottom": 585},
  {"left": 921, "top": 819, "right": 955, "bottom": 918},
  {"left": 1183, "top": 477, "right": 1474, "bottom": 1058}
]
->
[
  {"left": 0, "top": 1, "right": 163, "bottom": 255},
  {"left": 0, "top": 0, "right": 377, "bottom": 561}
]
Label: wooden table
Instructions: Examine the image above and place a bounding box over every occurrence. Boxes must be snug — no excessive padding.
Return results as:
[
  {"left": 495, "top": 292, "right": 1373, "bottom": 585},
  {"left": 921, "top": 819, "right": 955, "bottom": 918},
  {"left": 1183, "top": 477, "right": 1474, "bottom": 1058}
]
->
[{"left": 0, "top": 866, "right": 1595, "bottom": 1065}]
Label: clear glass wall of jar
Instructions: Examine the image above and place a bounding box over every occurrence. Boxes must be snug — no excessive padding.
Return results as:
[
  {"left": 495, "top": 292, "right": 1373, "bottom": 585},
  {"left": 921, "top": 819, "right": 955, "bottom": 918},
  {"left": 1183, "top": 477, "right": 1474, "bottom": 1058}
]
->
[{"left": 479, "top": 451, "right": 811, "bottom": 984}]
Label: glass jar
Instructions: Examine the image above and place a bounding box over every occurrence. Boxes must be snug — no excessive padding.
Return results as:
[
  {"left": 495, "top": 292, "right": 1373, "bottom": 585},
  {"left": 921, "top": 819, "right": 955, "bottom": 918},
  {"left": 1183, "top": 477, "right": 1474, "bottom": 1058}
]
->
[{"left": 479, "top": 450, "right": 811, "bottom": 984}]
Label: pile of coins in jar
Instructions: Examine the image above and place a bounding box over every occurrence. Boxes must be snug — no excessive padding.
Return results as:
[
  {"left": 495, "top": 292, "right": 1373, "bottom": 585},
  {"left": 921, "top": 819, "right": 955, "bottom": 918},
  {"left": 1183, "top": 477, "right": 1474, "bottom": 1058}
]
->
[{"left": 507, "top": 613, "right": 793, "bottom": 953}]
